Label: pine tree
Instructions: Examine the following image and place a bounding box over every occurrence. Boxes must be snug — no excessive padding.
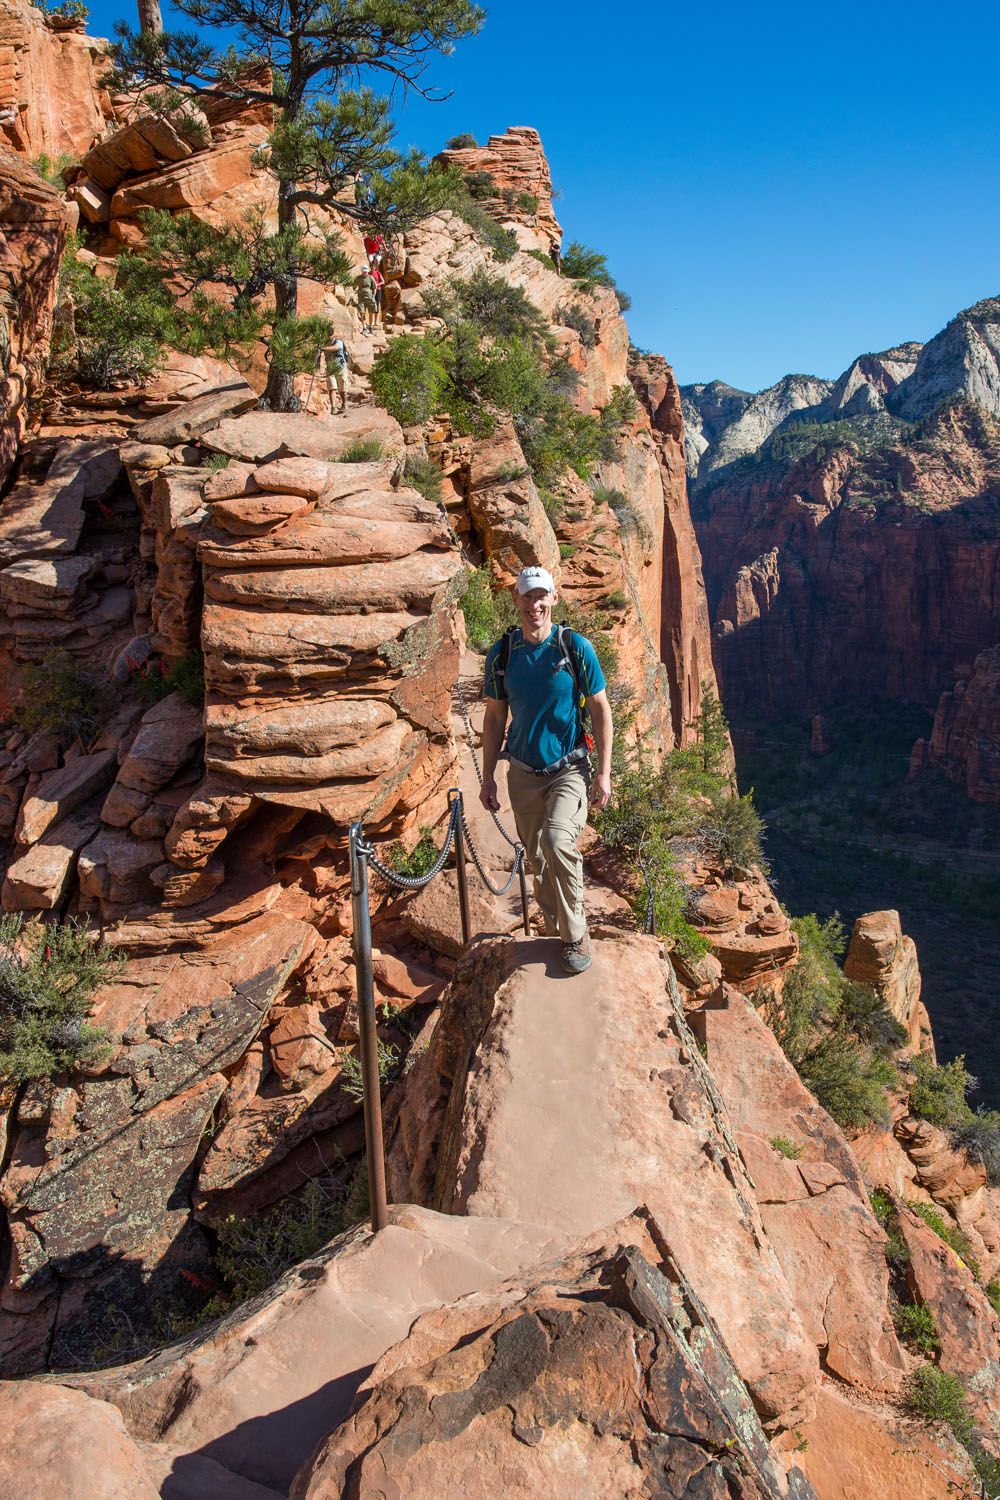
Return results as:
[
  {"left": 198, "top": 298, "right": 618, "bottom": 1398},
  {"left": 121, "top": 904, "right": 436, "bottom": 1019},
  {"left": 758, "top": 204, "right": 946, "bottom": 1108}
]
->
[
  {"left": 688, "top": 680, "right": 731, "bottom": 777},
  {"left": 108, "top": 0, "right": 482, "bottom": 409}
]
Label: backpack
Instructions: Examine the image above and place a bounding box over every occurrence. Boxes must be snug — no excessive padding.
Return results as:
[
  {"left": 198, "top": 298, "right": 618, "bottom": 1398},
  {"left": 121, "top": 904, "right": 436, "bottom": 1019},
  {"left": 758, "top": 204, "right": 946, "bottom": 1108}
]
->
[{"left": 492, "top": 624, "right": 594, "bottom": 753}]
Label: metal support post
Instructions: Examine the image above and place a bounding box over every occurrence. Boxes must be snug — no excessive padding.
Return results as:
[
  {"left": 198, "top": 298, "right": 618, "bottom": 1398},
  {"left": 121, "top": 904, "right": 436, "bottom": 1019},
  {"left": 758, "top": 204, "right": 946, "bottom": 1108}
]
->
[
  {"left": 348, "top": 821, "right": 388, "bottom": 1233},
  {"left": 516, "top": 845, "right": 530, "bottom": 935},
  {"left": 449, "top": 788, "right": 471, "bottom": 947}
]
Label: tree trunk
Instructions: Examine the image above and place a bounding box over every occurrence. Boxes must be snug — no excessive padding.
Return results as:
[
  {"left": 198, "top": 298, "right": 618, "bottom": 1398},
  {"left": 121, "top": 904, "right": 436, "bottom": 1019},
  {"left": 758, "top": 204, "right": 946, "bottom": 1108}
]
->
[
  {"left": 262, "top": 176, "right": 298, "bottom": 412},
  {"left": 137, "top": 0, "right": 162, "bottom": 33}
]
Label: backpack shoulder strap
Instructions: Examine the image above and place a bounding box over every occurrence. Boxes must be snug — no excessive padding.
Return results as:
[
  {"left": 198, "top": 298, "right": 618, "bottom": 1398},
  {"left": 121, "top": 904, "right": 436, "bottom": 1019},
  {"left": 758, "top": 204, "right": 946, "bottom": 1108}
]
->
[
  {"left": 556, "top": 624, "right": 585, "bottom": 699},
  {"left": 491, "top": 626, "right": 518, "bottom": 694}
]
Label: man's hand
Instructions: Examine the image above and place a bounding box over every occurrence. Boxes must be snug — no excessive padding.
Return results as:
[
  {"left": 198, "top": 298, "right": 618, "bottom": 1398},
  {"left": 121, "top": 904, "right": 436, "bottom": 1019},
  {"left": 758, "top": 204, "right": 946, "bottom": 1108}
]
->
[
  {"left": 480, "top": 776, "right": 501, "bottom": 814},
  {"left": 589, "top": 771, "right": 611, "bottom": 810}
]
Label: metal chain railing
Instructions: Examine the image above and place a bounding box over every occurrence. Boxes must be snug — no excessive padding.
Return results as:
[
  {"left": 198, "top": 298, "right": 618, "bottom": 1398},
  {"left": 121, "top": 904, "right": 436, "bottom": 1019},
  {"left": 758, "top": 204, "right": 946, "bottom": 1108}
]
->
[
  {"left": 637, "top": 836, "right": 656, "bottom": 936},
  {"left": 454, "top": 679, "right": 519, "bottom": 849},
  {"left": 362, "top": 796, "right": 461, "bottom": 890},
  {"left": 460, "top": 800, "right": 525, "bottom": 898}
]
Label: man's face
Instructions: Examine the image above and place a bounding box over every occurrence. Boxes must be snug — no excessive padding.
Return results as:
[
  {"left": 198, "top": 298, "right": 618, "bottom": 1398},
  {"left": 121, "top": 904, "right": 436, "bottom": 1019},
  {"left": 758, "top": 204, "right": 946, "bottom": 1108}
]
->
[{"left": 516, "top": 586, "right": 555, "bottom": 633}]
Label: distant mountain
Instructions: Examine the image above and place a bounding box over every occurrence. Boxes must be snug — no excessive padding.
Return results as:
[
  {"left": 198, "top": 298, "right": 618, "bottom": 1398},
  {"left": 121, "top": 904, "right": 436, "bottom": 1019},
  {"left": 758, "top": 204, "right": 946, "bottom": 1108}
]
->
[{"left": 887, "top": 297, "right": 1000, "bottom": 421}]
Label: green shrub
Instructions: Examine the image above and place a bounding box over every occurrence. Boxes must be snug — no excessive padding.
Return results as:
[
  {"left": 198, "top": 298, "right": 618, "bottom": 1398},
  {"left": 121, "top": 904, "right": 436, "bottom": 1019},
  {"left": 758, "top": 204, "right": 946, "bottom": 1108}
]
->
[
  {"left": 340, "top": 437, "right": 384, "bottom": 462},
  {"left": 905, "top": 1366, "right": 974, "bottom": 1443},
  {"left": 403, "top": 454, "right": 444, "bottom": 505},
  {"left": 558, "top": 541, "right": 575, "bottom": 560},
  {"left": 56, "top": 246, "right": 172, "bottom": 387},
  {"left": 32, "top": 151, "right": 78, "bottom": 188},
  {"left": 370, "top": 333, "right": 448, "bottom": 426},
  {"left": 771, "top": 1135, "right": 803, "bottom": 1159},
  {"left": 698, "top": 787, "right": 767, "bottom": 874},
  {"left": 454, "top": 199, "right": 518, "bottom": 262},
  {"left": 0, "top": 915, "right": 118, "bottom": 1083},
  {"left": 526, "top": 248, "right": 555, "bottom": 271},
  {"left": 15, "top": 651, "right": 112, "bottom": 743},
  {"left": 604, "top": 589, "right": 627, "bottom": 610},
  {"left": 207, "top": 1171, "right": 368, "bottom": 1311},
  {"left": 452, "top": 269, "right": 546, "bottom": 341},
  {"left": 987, "top": 1279, "right": 1000, "bottom": 1317},
  {"left": 799, "top": 1027, "right": 897, "bottom": 1130},
  {"left": 558, "top": 304, "right": 597, "bottom": 349},
  {"left": 202, "top": 452, "right": 231, "bottom": 472},
  {"left": 957, "top": 1113, "right": 1000, "bottom": 1187},
  {"left": 540, "top": 488, "right": 562, "bottom": 526},
  {"left": 445, "top": 132, "right": 478, "bottom": 149},
  {"left": 894, "top": 1301, "right": 940, "bottom": 1355},
  {"left": 386, "top": 824, "right": 439, "bottom": 877},
  {"left": 869, "top": 1188, "right": 894, "bottom": 1226},
  {"left": 514, "top": 190, "right": 538, "bottom": 214},
  {"left": 460, "top": 566, "right": 517, "bottom": 652},
  {"left": 464, "top": 168, "right": 497, "bottom": 200},
  {"left": 906, "top": 1199, "right": 979, "bottom": 1274},
  {"left": 841, "top": 978, "right": 907, "bottom": 1051},
  {"left": 590, "top": 486, "right": 620, "bottom": 513},
  {"left": 908, "top": 1054, "right": 976, "bottom": 1129},
  {"left": 561, "top": 239, "right": 630, "bottom": 309},
  {"left": 339, "top": 1037, "right": 401, "bottom": 1100},
  {"left": 128, "top": 651, "right": 205, "bottom": 709}
]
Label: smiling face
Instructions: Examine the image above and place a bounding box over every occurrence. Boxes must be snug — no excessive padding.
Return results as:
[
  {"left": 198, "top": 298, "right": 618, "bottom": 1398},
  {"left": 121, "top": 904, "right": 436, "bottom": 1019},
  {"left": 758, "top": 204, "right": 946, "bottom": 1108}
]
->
[{"left": 515, "top": 585, "right": 555, "bottom": 640}]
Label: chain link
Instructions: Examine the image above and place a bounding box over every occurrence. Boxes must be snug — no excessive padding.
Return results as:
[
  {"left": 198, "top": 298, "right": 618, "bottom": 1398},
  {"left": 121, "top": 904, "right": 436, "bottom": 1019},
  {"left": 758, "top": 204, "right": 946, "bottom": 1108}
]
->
[
  {"left": 637, "top": 838, "right": 656, "bottom": 935},
  {"left": 361, "top": 798, "right": 461, "bottom": 890},
  {"left": 460, "top": 803, "right": 525, "bottom": 897}
]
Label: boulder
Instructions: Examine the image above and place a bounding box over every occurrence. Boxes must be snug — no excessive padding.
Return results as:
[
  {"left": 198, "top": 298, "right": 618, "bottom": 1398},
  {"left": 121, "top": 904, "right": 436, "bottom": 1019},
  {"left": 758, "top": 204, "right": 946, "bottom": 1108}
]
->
[
  {"left": 200, "top": 408, "right": 405, "bottom": 465},
  {"left": 15, "top": 749, "right": 116, "bottom": 845},
  {"left": 2, "top": 806, "right": 99, "bottom": 910},
  {"left": 111, "top": 691, "right": 203, "bottom": 797},
  {"left": 0, "top": 440, "right": 120, "bottom": 566},
  {"left": 77, "top": 826, "right": 164, "bottom": 906},
  {"left": 844, "top": 910, "right": 933, "bottom": 1054},
  {"left": 0, "top": 1380, "right": 161, "bottom": 1500},
  {"left": 132, "top": 382, "right": 257, "bottom": 448}
]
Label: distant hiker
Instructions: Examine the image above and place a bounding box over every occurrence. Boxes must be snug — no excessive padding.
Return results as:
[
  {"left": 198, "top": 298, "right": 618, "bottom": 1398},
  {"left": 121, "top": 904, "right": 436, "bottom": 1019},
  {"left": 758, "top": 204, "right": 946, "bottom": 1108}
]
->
[
  {"left": 370, "top": 261, "right": 385, "bottom": 317},
  {"left": 550, "top": 239, "right": 562, "bottom": 276},
  {"left": 480, "top": 566, "right": 613, "bottom": 975},
  {"left": 355, "top": 269, "right": 378, "bottom": 333},
  {"left": 322, "top": 336, "right": 350, "bottom": 412},
  {"left": 354, "top": 171, "right": 374, "bottom": 207},
  {"left": 364, "top": 232, "right": 386, "bottom": 267}
]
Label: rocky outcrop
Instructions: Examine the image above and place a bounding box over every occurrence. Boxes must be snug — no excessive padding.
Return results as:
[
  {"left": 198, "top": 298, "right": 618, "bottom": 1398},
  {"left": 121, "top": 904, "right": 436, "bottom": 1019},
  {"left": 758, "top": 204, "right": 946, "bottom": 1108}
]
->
[
  {"left": 0, "top": 149, "right": 68, "bottom": 486},
  {"left": 844, "top": 909, "right": 934, "bottom": 1056},
  {"left": 821, "top": 345, "right": 921, "bottom": 418},
  {"left": 389, "top": 932, "right": 819, "bottom": 1429},
  {"left": 434, "top": 124, "right": 562, "bottom": 254},
  {"left": 888, "top": 296, "right": 1000, "bottom": 421},
  {"left": 695, "top": 401, "right": 1000, "bottom": 717},
  {"left": 921, "top": 642, "right": 1000, "bottom": 804},
  {"left": 0, "top": 0, "right": 110, "bottom": 160},
  {"left": 682, "top": 372, "right": 833, "bottom": 482},
  {"left": 629, "top": 351, "right": 718, "bottom": 740},
  {"left": 293, "top": 1222, "right": 816, "bottom": 1500}
]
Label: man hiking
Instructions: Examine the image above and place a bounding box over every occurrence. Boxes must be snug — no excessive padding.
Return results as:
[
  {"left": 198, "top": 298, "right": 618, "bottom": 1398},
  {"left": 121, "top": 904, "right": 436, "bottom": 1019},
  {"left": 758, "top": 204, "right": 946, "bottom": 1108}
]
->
[
  {"left": 480, "top": 566, "right": 613, "bottom": 975},
  {"left": 321, "top": 335, "right": 350, "bottom": 412}
]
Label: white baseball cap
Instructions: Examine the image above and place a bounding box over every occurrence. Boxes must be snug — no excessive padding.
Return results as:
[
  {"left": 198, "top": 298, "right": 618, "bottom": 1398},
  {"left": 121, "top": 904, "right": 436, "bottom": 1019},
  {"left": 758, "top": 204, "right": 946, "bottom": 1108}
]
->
[{"left": 515, "top": 565, "right": 556, "bottom": 595}]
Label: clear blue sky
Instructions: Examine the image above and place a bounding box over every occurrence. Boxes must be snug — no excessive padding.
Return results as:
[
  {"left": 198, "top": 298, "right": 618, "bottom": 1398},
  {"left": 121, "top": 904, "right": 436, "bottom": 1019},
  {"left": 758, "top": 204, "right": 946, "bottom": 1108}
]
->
[{"left": 86, "top": 0, "right": 1000, "bottom": 391}]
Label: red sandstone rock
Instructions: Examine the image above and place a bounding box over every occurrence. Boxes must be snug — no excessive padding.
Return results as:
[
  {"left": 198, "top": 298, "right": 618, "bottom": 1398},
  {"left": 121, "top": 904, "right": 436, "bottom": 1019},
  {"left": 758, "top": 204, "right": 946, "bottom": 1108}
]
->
[
  {"left": 926, "top": 643, "right": 1000, "bottom": 804},
  {"left": 293, "top": 1218, "right": 813, "bottom": 1500},
  {"left": 0, "top": 1380, "right": 163, "bottom": 1500},
  {"left": 15, "top": 748, "right": 115, "bottom": 844},
  {"left": 0, "top": 0, "right": 110, "bottom": 159},
  {"left": 434, "top": 126, "right": 562, "bottom": 251},
  {"left": 844, "top": 909, "right": 934, "bottom": 1056},
  {"left": 389, "top": 933, "right": 818, "bottom": 1429},
  {"left": 701, "top": 985, "right": 907, "bottom": 1394}
]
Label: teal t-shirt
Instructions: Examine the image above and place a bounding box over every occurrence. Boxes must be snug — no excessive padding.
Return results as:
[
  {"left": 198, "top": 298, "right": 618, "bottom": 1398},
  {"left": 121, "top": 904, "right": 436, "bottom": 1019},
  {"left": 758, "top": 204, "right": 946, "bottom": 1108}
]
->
[{"left": 484, "top": 627, "right": 606, "bottom": 771}]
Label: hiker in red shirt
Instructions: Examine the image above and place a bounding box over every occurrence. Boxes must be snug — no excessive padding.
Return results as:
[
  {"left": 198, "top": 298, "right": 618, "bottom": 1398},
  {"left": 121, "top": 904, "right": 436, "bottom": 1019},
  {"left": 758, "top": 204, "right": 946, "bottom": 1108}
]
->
[{"left": 364, "top": 233, "right": 385, "bottom": 267}]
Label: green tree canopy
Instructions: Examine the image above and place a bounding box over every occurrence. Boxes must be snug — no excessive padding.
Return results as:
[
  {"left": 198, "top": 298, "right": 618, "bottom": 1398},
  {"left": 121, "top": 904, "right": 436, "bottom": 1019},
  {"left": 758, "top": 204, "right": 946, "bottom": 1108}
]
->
[{"left": 108, "top": 0, "right": 483, "bottom": 408}]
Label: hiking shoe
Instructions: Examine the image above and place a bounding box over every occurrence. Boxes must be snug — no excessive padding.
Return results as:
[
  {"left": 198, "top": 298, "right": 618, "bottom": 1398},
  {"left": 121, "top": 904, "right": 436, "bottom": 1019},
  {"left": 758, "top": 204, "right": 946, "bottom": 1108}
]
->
[{"left": 561, "top": 931, "right": 592, "bottom": 975}]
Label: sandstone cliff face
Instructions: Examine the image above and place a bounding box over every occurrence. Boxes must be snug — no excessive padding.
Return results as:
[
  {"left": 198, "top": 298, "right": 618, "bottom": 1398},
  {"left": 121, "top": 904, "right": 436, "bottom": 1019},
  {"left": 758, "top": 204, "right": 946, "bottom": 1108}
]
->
[
  {"left": 0, "top": 0, "right": 110, "bottom": 159},
  {"left": 434, "top": 124, "right": 562, "bottom": 254},
  {"left": 695, "top": 402, "right": 1000, "bottom": 717},
  {"left": 919, "top": 642, "right": 1000, "bottom": 805},
  {"left": 0, "top": 149, "right": 67, "bottom": 486}
]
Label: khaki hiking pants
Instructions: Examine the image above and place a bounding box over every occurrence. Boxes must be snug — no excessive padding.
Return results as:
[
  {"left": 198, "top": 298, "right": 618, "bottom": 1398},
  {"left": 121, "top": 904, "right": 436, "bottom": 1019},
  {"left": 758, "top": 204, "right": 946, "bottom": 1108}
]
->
[{"left": 507, "top": 762, "right": 589, "bottom": 944}]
